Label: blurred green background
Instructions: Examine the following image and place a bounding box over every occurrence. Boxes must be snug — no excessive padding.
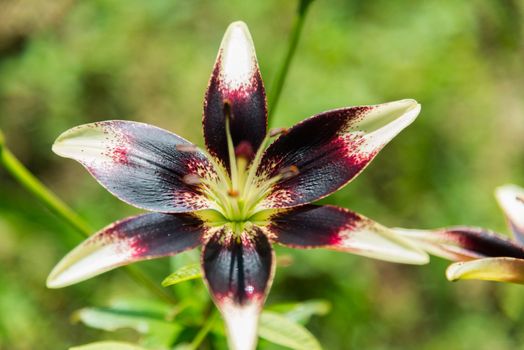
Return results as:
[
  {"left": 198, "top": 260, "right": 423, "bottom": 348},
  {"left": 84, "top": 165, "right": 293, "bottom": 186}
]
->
[{"left": 1, "top": 0, "right": 524, "bottom": 349}]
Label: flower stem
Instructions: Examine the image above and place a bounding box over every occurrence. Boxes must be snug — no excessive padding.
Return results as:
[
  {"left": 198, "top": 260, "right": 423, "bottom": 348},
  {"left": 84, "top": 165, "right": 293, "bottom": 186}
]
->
[
  {"left": 0, "top": 138, "right": 177, "bottom": 305},
  {"left": 268, "top": 0, "right": 315, "bottom": 125},
  {"left": 1, "top": 147, "right": 92, "bottom": 237},
  {"left": 189, "top": 310, "right": 218, "bottom": 350}
]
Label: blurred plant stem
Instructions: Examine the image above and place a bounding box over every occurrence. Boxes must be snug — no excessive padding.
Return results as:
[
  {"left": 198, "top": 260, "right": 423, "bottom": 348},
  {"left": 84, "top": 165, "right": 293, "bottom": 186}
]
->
[
  {"left": 189, "top": 310, "right": 218, "bottom": 350},
  {"left": 0, "top": 136, "right": 177, "bottom": 305},
  {"left": 1, "top": 147, "right": 92, "bottom": 237},
  {"left": 268, "top": 0, "right": 315, "bottom": 124}
]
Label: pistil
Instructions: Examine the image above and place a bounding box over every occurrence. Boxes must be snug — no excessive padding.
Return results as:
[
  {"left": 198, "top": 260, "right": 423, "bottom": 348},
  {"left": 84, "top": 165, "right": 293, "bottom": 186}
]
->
[{"left": 197, "top": 107, "right": 299, "bottom": 228}]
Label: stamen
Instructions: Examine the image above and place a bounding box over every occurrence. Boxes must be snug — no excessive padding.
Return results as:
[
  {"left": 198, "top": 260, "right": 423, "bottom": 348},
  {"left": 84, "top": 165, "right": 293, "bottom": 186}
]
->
[
  {"left": 279, "top": 165, "right": 299, "bottom": 180},
  {"left": 175, "top": 144, "right": 198, "bottom": 152},
  {"left": 224, "top": 102, "right": 239, "bottom": 191},
  {"left": 269, "top": 127, "right": 288, "bottom": 137},
  {"left": 223, "top": 100, "right": 233, "bottom": 121},
  {"left": 228, "top": 189, "right": 239, "bottom": 197},
  {"left": 182, "top": 174, "right": 202, "bottom": 186},
  {"left": 517, "top": 195, "right": 524, "bottom": 204}
]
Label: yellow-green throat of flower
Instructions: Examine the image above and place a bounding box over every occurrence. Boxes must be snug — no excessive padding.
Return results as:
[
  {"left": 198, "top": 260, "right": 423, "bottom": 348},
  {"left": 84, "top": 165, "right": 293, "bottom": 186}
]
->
[{"left": 184, "top": 103, "right": 295, "bottom": 234}]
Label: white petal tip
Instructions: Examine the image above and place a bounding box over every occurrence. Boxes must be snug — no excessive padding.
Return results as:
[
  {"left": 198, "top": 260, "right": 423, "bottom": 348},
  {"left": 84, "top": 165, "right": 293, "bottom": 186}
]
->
[
  {"left": 221, "top": 302, "right": 260, "bottom": 350},
  {"left": 46, "top": 264, "right": 81, "bottom": 289},
  {"left": 445, "top": 262, "right": 463, "bottom": 282},
  {"left": 495, "top": 184, "right": 524, "bottom": 203},
  {"left": 446, "top": 258, "right": 524, "bottom": 284},
  {"left": 495, "top": 184, "right": 524, "bottom": 241},
  {"left": 396, "top": 99, "right": 421, "bottom": 119},
  {"left": 218, "top": 21, "right": 258, "bottom": 88},
  {"left": 226, "top": 21, "right": 249, "bottom": 32},
  {"left": 51, "top": 123, "right": 107, "bottom": 159},
  {"left": 46, "top": 272, "right": 70, "bottom": 289},
  {"left": 221, "top": 21, "right": 254, "bottom": 52}
]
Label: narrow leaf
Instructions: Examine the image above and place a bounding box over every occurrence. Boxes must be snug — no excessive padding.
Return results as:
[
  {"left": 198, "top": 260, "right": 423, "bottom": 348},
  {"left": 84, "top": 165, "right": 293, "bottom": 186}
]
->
[
  {"left": 70, "top": 341, "right": 147, "bottom": 350},
  {"left": 259, "top": 311, "right": 322, "bottom": 350},
  {"left": 74, "top": 306, "right": 179, "bottom": 347},
  {"left": 162, "top": 263, "right": 202, "bottom": 287},
  {"left": 268, "top": 300, "right": 331, "bottom": 324}
]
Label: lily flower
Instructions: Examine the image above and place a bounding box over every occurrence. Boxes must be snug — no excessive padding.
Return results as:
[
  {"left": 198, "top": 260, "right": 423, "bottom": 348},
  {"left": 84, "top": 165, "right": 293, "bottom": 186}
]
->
[
  {"left": 396, "top": 184, "right": 524, "bottom": 284},
  {"left": 47, "top": 21, "right": 428, "bottom": 350}
]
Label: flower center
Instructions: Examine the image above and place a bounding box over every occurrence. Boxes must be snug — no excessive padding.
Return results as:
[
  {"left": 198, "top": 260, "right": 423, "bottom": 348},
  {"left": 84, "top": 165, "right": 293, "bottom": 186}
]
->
[{"left": 192, "top": 104, "right": 293, "bottom": 231}]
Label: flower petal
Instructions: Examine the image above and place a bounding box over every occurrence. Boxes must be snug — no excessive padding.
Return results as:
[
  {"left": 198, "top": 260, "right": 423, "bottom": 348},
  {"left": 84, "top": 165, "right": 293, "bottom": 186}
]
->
[
  {"left": 395, "top": 227, "right": 524, "bottom": 261},
  {"left": 446, "top": 257, "right": 524, "bottom": 284},
  {"left": 47, "top": 213, "right": 203, "bottom": 288},
  {"left": 268, "top": 205, "right": 429, "bottom": 264},
  {"left": 495, "top": 184, "right": 524, "bottom": 244},
  {"left": 257, "top": 99, "right": 420, "bottom": 208},
  {"left": 202, "top": 228, "right": 274, "bottom": 350},
  {"left": 53, "top": 121, "right": 216, "bottom": 213},
  {"left": 203, "top": 21, "right": 267, "bottom": 169}
]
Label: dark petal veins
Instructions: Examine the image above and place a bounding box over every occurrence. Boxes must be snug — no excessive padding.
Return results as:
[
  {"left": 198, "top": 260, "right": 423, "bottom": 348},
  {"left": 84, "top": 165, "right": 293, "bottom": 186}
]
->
[
  {"left": 269, "top": 205, "right": 429, "bottom": 264},
  {"left": 47, "top": 213, "right": 204, "bottom": 288},
  {"left": 53, "top": 120, "right": 216, "bottom": 213},
  {"left": 203, "top": 21, "right": 267, "bottom": 169},
  {"left": 203, "top": 228, "right": 273, "bottom": 304},
  {"left": 257, "top": 100, "right": 420, "bottom": 208},
  {"left": 202, "top": 227, "right": 274, "bottom": 350}
]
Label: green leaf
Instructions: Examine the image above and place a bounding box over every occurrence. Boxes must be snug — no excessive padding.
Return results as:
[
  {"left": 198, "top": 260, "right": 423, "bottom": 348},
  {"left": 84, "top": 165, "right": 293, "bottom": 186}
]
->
[
  {"left": 162, "top": 263, "right": 202, "bottom": 287},
  {"left": 70, "top": 341, "right": 148, "bottom": 350},
  {"left": 268, "top": 299, "right": 331, "bottom": 324},
  {"left": 74, "top": 305, "right": 180, "bottom": 348},
  {"left": 259, "top": 311, "right": 322, "bottom": 350}
]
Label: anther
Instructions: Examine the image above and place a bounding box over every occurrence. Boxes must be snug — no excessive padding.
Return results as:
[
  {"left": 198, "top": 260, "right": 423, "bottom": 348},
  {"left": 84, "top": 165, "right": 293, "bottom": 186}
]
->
[
  {"left": 228, "top": 189, "right": 239, "bottom": 197},
  {"left": 279, "top": 165, "right": 299, "bottom": 180},
  {"left": 269, "top": 127, "right": 288, "bottom": 137},
  {"left": 182, "top": 174, "right": 202, "bottom": 186},
  {"left": 176, "top": 144, "right": 198, "bottom": 152}
]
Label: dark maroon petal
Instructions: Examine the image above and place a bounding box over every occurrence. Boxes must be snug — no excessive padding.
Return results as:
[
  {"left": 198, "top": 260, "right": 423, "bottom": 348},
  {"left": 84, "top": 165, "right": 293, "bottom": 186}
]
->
[
  {"left": 203, "top": 21, "right": 267, "bottom": 170},
  {"left": 53, "top": 121, "right": 216, "bottom": 213},
  {"left": 202, "top": 228, "right": 274, "bottom": 350},
  {"left": 47, "top": 213, "right": 204, "bottom": 288},
  {"left": 268, "top": 205, "right": 429, "bottom": 264},
  {"left": 443, "top": 228, "right": 524, "bottom": 258},
  {"left": 396, "top": 226, "right": 524, "bottom": 261},
  {"left": 257, "top": 100, "right": 420, "bottom": 208}
]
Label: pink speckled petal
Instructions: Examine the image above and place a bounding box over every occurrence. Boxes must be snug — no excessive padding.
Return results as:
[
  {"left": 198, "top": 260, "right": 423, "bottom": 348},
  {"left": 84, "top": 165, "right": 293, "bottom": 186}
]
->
[
  {"left": 53, "top": 121, "right": 216, "bottom": 213},
  {"left": 268, "top": 205, "right": 428, "bottom": 264},
  {"left": 256, "top": 100, "right": 420, "bottom": 209},
  {"left": 47, "top": 213, "right": 203, "bottom": 288},
  {"left": 202, "top": 228, "right": 274, "bottom": 350},
  {"left": 203, "top": 21, "right": 267, "bottom": 170}
]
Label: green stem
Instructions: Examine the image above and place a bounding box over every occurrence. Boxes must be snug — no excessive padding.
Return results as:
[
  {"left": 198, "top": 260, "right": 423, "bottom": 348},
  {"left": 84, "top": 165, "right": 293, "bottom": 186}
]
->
[
  {"left": 0, "top": 140, "right": 177, "bottom": 305},
  {"left": 268, "top": 0, "right": 315, "bottom": 125},
  {"left": 1, "top": 147, "right": 92, "bottom": 237},
  {"left": 189, "top": 311, "right": 218, "bottom": 350}
]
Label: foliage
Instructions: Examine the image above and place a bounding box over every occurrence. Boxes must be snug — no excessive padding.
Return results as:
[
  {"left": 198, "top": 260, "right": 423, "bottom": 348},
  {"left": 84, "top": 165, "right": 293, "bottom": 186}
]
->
[{"left": 0, "top": 0, "right": 523, "bottom": 349}]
